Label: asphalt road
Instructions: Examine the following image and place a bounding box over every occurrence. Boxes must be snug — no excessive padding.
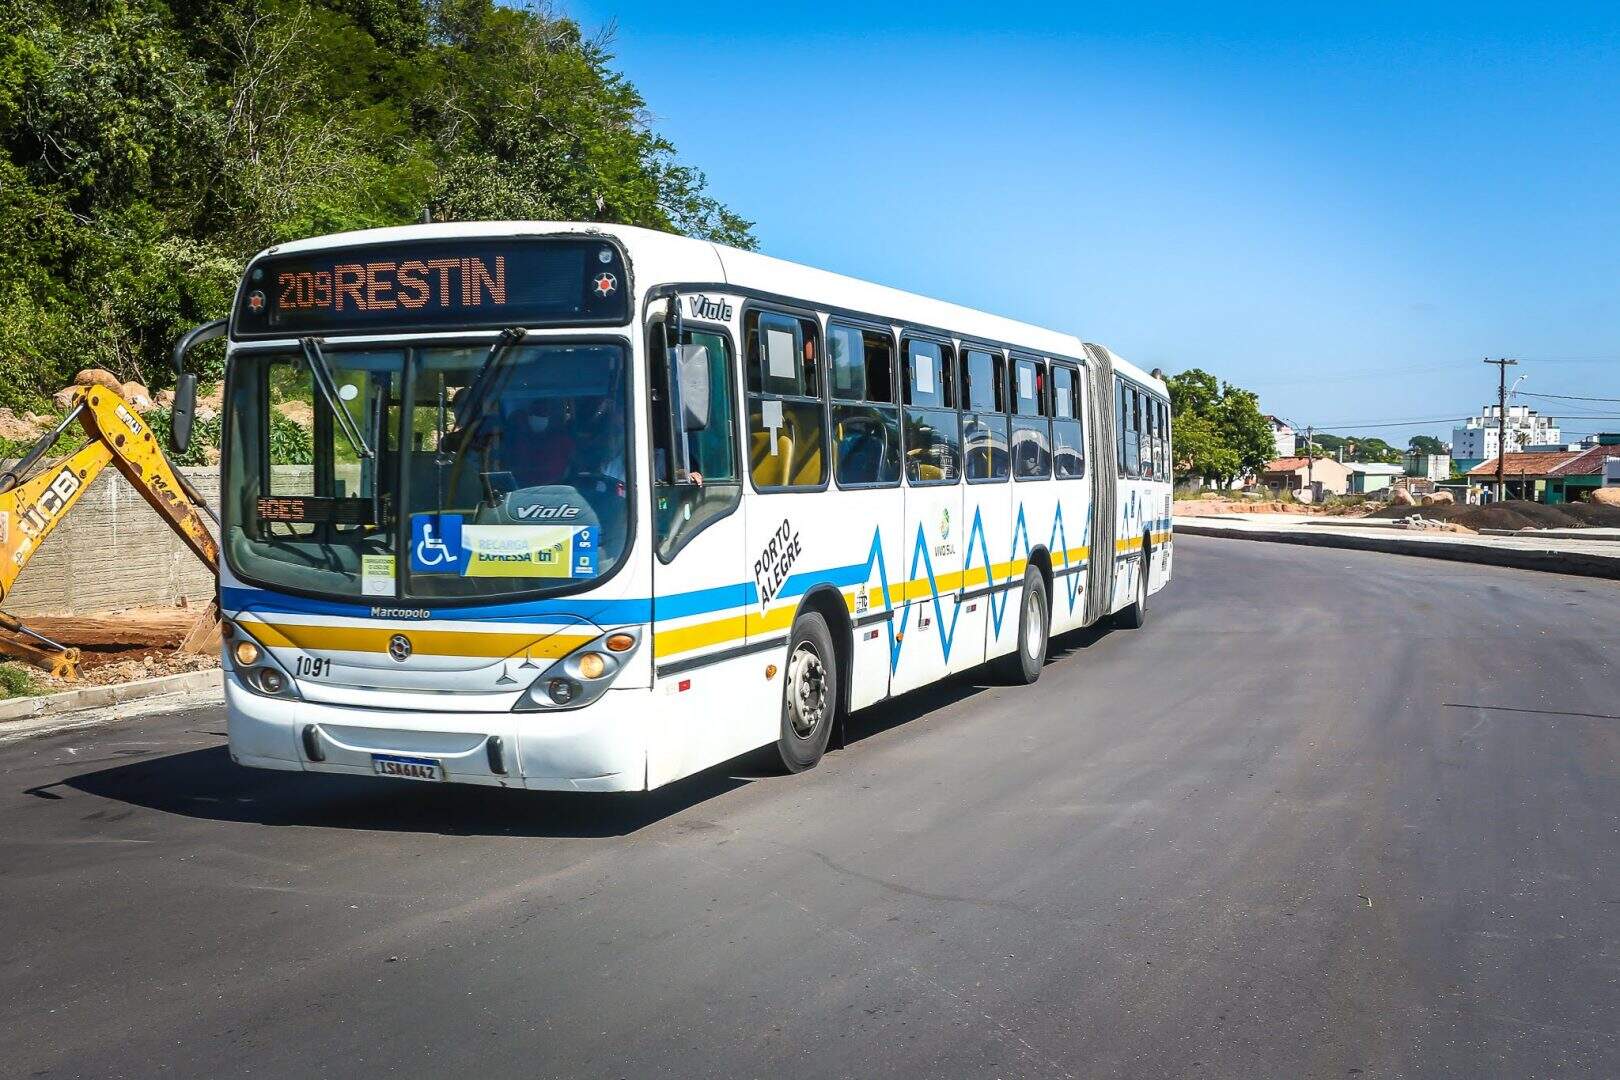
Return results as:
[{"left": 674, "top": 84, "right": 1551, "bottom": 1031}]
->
[{"left": 3, "top": 537, "right": 1617, "bottom": 1079}]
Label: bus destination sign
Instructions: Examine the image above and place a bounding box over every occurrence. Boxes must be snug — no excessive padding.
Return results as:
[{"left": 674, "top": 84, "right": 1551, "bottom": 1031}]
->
[{"left": 234, "top": 238, "right": 628, "bottom": 337}]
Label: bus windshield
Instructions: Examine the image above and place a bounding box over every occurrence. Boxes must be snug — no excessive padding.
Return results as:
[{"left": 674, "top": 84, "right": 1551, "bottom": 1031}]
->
[{"left": 223, "top": 342, "right": 630, "bottom": 602}]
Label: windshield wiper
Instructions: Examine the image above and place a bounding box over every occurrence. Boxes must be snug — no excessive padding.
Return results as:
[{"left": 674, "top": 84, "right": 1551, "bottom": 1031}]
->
[
  {"left": 452, "top": 326, "right": 529, "bottom": 434},
  {"left": 299, "top": 337, "right": 374, "bottom": 460}
]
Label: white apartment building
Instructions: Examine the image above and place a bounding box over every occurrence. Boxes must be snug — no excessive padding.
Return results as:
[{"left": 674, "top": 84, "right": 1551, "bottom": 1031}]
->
[
  {"left": 1266, "top": 416, "right": 1295, "bottom": 459},
  {"left": 1452, "top": 405, "right": 1560, "bottom": 465}
]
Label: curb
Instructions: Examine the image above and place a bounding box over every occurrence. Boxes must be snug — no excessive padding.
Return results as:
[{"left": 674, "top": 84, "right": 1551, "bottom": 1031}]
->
[
  {"left": 1174, "top": 522, "right": 1620, "bottom": 580},
  {"left": 0, "top": 667, "right": 221, "bottom": 724},
  {"left": 1476, "top": 528, "right": 1620, "bottom": 542}
]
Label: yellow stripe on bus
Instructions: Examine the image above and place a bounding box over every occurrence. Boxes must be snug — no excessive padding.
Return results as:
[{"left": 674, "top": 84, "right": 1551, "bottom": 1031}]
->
[{"left": 249, "top": 622, "right": 591, "bottom": 660}]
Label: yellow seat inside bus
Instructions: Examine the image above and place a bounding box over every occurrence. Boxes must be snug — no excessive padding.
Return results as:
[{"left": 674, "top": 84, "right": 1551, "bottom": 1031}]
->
[{"left": 749, "top": 406, "right": 823, "bottom": 487}]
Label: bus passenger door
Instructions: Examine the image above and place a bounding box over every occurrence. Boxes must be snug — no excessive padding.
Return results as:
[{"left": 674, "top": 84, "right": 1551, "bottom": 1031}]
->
[
  {"left": 646, "top": 312, "right": 757, "bottom": 784},
  {"left": 960, "top": 347, "right": 1013, "bottom": 670},
  {"left": 1047, "top": 361, "right": 1090, "bottom": 635},
  {"left": 892, "top": 338, "right": 963, "bottom": 694}
]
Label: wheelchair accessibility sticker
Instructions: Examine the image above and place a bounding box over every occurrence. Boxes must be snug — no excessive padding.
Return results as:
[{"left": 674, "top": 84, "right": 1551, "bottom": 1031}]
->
[{"left": 410, "top": 514, "right": 464, "bottom": 573}]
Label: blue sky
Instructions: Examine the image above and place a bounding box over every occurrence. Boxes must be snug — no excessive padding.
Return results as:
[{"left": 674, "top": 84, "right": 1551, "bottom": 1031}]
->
[{"left": 570, "top": 2, "right": 1620, "bottom": 447}]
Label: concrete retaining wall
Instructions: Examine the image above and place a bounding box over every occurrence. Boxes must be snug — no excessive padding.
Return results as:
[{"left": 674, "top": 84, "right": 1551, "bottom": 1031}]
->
[{"left": 4, "top": 465, "right": 220, "bottom": 616}]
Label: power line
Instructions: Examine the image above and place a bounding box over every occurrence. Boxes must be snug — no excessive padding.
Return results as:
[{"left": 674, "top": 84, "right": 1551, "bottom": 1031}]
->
[
  {"left": 1518, "top": 390, "right": 1620, "bottom": 403},
  {"left": 1310, "top": 417, "right": 1469, "bottom": 430}
]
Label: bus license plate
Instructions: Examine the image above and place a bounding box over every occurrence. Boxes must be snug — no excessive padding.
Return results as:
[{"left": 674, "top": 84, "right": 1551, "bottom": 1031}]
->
[{"left": 371, "top": 754, "right": 443, "bottom": 782}]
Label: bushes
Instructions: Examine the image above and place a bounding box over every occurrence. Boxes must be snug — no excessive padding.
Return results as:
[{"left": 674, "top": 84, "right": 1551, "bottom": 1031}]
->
[{"left": 0, "top": 662, "right": 39, "bottom": 698}]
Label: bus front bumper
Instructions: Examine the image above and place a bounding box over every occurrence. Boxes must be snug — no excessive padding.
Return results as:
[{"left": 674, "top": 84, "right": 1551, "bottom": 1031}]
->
[{"left": 225, "top": 673, "right": 649, "bottom": 792}]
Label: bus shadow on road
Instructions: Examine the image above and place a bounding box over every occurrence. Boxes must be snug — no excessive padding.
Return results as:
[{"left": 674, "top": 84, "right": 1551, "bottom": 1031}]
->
[
  {"left": 60, "top": 745, "right": 753, "bottom": 839},
  {"left": 56, "top": 623, "right": 1119, "bottom": 839}
]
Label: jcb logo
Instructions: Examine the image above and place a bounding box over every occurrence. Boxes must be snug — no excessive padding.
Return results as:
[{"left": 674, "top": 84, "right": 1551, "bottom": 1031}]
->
[
  {"left": 20, "top": 468, "right": 81, "bottom": 539},
  {"left": 115, "top": 404, "right": 145, "bottom": 437}
]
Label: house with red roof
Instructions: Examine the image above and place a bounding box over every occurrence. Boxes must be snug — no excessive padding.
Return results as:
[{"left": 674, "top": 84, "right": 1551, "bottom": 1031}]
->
[
  {"left": 1465, "top": 434, "right": 1620, "bottom": 502},
  {"left": 1544, "top": 435, "right": 1620, "bottom": 503}
]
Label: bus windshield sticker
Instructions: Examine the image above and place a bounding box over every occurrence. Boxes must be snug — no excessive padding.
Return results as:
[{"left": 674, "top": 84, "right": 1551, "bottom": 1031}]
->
[
  {"left": 459, "top": 524, "right": 599, "bottom": 579},
  {"left": 766, "top": 328, "right": 797, "bottom": 380},
  {"left": 409, "top": 514, "right": 464, "bottom": 574},
  {"left": 753, "top": 518, "right": 802, "bottom": 612},
  {"left": 1019, "top": 364, "right": 1034, "bottom": 401},
  {"left": 361, "top": 555, "right": 395, "bottom": 596}
]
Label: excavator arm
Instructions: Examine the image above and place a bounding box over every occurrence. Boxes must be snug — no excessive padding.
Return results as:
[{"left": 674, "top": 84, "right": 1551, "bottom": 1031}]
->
[{"left": 0, "top": 385, "right": 220, "bottom": 678}]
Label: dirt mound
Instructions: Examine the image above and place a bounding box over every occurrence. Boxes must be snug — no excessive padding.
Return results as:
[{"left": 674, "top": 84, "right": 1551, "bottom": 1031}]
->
[
  {"left": 0, "top": 607, "right": 220, "bottom": 688},
  {"left": 1367, "top": 499, "right": 1620, "bottom": 531},
  {"left": 1559, "top": 501, "right": 1620, "bottom": 527}
]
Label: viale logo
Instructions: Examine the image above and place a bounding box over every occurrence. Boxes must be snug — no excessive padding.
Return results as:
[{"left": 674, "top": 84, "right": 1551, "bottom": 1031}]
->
[{"left": 687, "top": 294, "right": 733, "bottom": 321}]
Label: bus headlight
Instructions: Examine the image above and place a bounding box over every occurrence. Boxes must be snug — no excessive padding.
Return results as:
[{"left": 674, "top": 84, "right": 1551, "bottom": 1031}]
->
[
  {"left": 226, "top": 623, "right": 301, "bottom": 701},
  {"left": 514, "top": 628, "right": 641, "bottom": 712}
]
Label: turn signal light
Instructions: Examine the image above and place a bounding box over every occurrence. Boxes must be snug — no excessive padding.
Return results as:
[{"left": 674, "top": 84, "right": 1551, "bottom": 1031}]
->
[
  {"left": 604, "top": 633, "right": 635, "bottom": 653},
  {"left": 576, "top": 652, "right": 607, "bottom": 680},
  {"left": 233, "top": 640, "right": 261, "bottom": 666}
]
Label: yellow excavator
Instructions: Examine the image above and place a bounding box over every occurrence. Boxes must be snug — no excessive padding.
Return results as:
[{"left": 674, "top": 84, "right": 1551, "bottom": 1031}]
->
[{"left": 0, "top": 381, "right": 220, "bottom": 678}]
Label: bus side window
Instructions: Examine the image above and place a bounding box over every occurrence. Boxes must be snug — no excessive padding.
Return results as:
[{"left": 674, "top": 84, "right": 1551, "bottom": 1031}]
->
[
  {"left": 1052, "top": 365, "right": 1085, "bottom": 479},
  {"left": 745, "top": 310, "right": 826, "bottom": 489},
  {"left": 1159, "top": 398, "right": 1172, "bottom": 481},
  {"left": 902, "top": 337, "right": 960, "bottom": 485},
  {"left": 962, "top": 347, "right": 1007, "bottom": 482},
  {"left": 1121, "top": 382, "right": 1146, "bottom": 479},
  {"left": 652, "top": 323, "right": 740, "bottom": 560},
  {"left": 829, "top": 322, "right": 901, "bottom": 487},
  {"left": 1011, "top": 356, "right": 1051, "bottom": 480}
]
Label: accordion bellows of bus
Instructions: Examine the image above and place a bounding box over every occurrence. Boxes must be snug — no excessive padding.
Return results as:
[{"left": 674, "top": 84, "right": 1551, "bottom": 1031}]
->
[{"left": 183, "top": 221, "right": 1171, "bottom": 792}]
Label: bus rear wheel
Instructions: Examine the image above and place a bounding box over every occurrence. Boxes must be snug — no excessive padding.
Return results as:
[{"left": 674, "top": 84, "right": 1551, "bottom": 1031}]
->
[
  {"left": 774, "top": 611, "right": 837, "bottom": 773},
  {"left": 994, "top": 566, "right": 1048, "bottom": 685},
  {"left": 1119, "top": 542, "right": 1150, "bottom": 629}
]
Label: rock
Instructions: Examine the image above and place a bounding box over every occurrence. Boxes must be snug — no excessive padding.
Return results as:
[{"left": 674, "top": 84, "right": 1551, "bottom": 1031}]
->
[
  {"left": 194, "top": 382, "right": 224, "bottom": 422},
  {"left": 1391, "top": 487, "right": 1417, "bottom": 506},
  {"left": 1591, "top": 487, "right": 1620, "bottom": 507},
  {"left": 275, "top": 399, "right": 314, "bottom": 427},
  {"left": 1422, "top": 491, "right": 1455, "bottom": 506},
  {"left": 0, "top": 407, "right": 42, "bottom": 442},
  {"left": 52, "top": 387, "right": 80, "bottom": 411},
  {"left": 155, "top": 389, "right": 176, "bottom": 407},
  {"left": 120, "top": 381, "right": 153, "bottom": 411},
  {"left": 73, "top": 368, "right": 124, "bottom": 391}
]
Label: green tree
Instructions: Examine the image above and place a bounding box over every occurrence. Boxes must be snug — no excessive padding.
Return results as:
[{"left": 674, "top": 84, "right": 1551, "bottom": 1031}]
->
[
  {"left": 0, "top": 0, "right": 755, "bottom": 409},
  {"left": 1167, "top": 368, "right": 1274, "bottom": 485},
  {"left": 1408, "top": 434, "right": 1446, "bottom": 456}
]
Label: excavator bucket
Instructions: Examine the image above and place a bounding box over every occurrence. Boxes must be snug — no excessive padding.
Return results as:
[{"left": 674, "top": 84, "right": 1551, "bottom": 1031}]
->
[{"left": 178, "top": 600, "right": 223, "bottom": 656}]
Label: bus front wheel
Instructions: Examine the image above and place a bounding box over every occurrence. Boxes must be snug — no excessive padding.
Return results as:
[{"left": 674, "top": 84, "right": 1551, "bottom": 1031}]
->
[{"left": 774, "top": 611, "right": 838, "bottom": 773}]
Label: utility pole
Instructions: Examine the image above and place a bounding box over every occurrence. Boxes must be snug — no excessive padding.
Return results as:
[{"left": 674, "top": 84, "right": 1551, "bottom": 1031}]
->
[
  {"left": 1484, "top": 358, "right": 1519, "bottom": 502},
  {"left": 1305, "top": 425, "right": 1315, "bottom": 498}
]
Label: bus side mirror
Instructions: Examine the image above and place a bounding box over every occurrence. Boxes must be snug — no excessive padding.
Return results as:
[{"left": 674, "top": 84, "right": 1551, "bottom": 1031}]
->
[
  {"left": 171, "top": 372, "right": 198, "bottom": 454},
  {"left": 169, "top": 317, "right": 227, "bottom": 455},
  {"left": 676, "top": 344, "right": 710, "bottom": 431}
]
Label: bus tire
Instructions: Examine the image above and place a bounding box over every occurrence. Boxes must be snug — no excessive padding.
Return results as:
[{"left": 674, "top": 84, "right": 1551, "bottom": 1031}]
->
[
  {"left": 994, "top": 566, "right": 1049, "bottom": 685},
  {"left": 774, "top": 611, "right": 837, "bottom": 773},
  {"left": 1119, "top": 542, "right": 1150, "bottom": 629}
]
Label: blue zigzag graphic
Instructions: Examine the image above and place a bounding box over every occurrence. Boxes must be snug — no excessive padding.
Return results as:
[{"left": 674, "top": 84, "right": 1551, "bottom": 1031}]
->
[{"left": 857, "top": 503, "right": 1090, "bottom": 673}]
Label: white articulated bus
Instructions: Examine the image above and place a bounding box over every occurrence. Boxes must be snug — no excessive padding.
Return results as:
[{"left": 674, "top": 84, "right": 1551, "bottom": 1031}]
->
[{"left": 170, "top": 222, "right": 1172, "bottom": 791}]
